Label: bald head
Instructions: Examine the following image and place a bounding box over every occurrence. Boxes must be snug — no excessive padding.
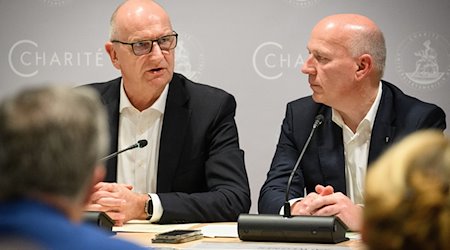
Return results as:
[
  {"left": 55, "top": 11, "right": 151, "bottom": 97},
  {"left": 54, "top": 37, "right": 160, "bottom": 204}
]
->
[
  {"left": 313, "top": 14, "right": 386, "bottom": 77},
  {"left": 109, "top": 0, "right": 172, "bottom": 41},
  {"left": 315, "top": 14, "right": 378, "bottom": 33}
]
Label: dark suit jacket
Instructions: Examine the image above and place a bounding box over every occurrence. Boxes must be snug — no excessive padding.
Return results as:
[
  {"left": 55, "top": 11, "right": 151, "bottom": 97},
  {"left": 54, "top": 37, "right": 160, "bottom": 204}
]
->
[
  {"left": 258, "top": 80, "right": 446, "bottom": 214},
  {"left": 86, "top": 73, "right": 251, "bottom": 223}
]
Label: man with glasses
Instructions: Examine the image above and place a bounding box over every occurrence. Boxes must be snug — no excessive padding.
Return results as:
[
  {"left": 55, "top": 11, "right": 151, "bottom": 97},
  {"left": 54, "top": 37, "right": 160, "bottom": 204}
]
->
[{"left": 83, "top": 0, "right": 250, "bottom": 225}]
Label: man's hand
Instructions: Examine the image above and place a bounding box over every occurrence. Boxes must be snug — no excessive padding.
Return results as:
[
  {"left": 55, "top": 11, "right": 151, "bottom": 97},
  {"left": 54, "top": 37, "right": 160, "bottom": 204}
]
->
[
  {"left": 291, "top": 184, "right": 362, "bottom": 231},
  {"left": 85, "top": 182, "right": 148, "bottom": 226},
  {"left": 290, "top": 184, "right": 334, "bottom": 215}
]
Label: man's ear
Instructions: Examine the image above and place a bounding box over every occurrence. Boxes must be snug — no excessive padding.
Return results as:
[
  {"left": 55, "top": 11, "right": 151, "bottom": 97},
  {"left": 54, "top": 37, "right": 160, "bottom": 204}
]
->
[
  {"left": 355, "top": 54, "right": 372, "bottom": 80},
  {"left": 105, "top": 42, "right": 121, "bottom": 70}
]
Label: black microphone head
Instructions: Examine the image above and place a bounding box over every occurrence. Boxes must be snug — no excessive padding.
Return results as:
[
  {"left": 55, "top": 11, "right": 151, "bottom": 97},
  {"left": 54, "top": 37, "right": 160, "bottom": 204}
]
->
[
  {"left": 313, "top": 114, "right": 325, "bottom": 128},
  {"left": 137, "top": 139, "right": 148, "bottom": 148},
  {"left": 315, "top": 114, "right": 324, "bottom": 123}
]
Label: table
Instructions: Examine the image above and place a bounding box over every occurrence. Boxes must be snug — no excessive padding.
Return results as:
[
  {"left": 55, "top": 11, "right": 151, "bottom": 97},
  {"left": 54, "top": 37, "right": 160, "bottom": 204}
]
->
[{"left": 115, "top": 222, "right": 366, "bottom": 249}]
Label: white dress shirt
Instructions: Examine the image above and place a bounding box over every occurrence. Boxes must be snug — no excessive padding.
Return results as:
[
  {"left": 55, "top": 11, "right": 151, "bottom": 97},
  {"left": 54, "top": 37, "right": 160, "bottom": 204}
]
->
[
  {"left": 117, "top": 81, "right": 168, "bottom": 222},
  {"left": 332, "top": 82, "right": 382, "bottom": 205}
]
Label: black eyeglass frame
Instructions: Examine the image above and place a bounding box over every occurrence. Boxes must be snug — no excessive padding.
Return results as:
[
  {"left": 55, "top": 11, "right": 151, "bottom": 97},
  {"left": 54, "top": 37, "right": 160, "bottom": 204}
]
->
[{"left": 111, "top": 32, "right": 178, "bottom": 56}]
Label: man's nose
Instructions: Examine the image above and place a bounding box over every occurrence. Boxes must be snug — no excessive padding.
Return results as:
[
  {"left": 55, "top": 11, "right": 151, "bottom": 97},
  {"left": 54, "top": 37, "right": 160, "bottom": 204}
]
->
[
  {"left": 148, "top": 42, "right": 165, "bottom": 58},
  {"left": 301, "top": 54, "right": 315, "bottom": 75}
]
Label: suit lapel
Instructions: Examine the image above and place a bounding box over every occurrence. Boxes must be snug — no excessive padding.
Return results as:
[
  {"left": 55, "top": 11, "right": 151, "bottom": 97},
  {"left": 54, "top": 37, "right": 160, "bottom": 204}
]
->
[
  {"left": 368, "top": 82, "right": 395, "bottom": 165},
  {"left": 157, "top": 76, "right": 190, "bottom": 192},
  {"left": 100, "top": 78, "right": 121, "bottom": 182}
]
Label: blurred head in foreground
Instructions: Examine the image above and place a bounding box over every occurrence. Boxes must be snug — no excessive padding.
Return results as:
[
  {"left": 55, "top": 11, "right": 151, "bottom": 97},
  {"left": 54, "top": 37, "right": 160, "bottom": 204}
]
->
[
  {"left": 363, "top": 130, "right": 450, "bottom": 250},
  {"left": 0, "top": 85, "right": 109, "bottom": 220},
  {"left": 0, "top": 85, "right": 145, "bottom": 249}
]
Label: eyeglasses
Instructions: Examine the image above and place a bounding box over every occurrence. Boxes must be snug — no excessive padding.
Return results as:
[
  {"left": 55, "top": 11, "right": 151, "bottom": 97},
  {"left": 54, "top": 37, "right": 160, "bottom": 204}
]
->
[{"left": 111, "top": 32, "right": 178, "bottom": 56}]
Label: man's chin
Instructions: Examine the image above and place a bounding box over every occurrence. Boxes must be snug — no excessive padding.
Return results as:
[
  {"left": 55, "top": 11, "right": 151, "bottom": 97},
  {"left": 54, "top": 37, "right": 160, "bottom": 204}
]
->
[
  {"left": 144, "top": 74, "right": 170, "bottom": 86},
  {"left": 311, "top": 94, "right": 323, "bottom": 104}
]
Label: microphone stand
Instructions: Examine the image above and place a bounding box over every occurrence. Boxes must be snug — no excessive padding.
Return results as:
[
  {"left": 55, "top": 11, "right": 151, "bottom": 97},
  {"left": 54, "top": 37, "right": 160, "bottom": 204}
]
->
[
  {"left": 238, "top": 114, "right": 348, "bottom": 243},
  {"left": 284, "top": 114, "right": 323, "bottom": 217},
  {"left": 99, "top": 139, "right": 148, "bottom": 162}
]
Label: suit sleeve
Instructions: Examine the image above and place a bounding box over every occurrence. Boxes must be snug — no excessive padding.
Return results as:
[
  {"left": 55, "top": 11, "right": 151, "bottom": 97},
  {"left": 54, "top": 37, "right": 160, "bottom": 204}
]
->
[
  {"left": 394, "top": 102, "right": 447, "bottom": 142},
  {"left": 416, "top": 105, "right": 446, "bottom": 130},
  {"left": 258, "top": 103, "right": 307, "bottom": 214},
  {"left": 157, "top": 94, "right": 251, "bottom": 223}
]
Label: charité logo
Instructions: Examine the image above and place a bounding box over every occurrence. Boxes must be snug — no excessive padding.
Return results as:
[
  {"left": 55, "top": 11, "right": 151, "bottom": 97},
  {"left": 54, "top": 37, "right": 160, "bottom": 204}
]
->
[
  {"left": 252, "top": 41, "right": 305, "bottom": 80},
  {"left": 396, "top": 32, "right": 450, "bottom": 89},
  {"left": 174, "top": 33, "right": 205, "bottom": 82},
  {"left": 8, "top": 40, "right": 105, "bottom": 78}
]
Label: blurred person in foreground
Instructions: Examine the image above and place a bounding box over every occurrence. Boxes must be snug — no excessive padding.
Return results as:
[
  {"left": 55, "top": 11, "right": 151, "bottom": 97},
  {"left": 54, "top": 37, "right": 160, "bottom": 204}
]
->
[
  {"left": 258, "top": 13, "right": 446, "bottom": 231},
  {"left": 0, "top": 86, "right": 145, "bottom": 249},
  {"left": 363, "top": 130, "right": 450, "bottom": 250},
  {"left": 83, "top": 0, "right": 250, "bottom": 225}
]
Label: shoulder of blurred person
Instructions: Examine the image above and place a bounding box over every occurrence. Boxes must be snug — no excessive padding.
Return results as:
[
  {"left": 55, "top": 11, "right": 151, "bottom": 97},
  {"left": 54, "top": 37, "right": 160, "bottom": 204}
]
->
[
  {"left": 0, "top": 85, "right": 145, "bottom": 249},
  {"left": 363, "top": 130, "right": 450, "bottom": 250}
]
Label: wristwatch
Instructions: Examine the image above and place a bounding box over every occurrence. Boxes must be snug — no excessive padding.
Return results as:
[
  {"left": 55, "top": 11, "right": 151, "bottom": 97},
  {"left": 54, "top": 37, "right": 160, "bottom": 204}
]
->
[{"left": 144, "top": 195, "right": 153, "bottom": 220}]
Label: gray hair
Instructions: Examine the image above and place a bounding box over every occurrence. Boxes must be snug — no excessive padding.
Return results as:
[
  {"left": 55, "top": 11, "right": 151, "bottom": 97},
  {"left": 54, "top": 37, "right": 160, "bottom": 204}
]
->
[
  {"left": 0, "top": 86, "right": 109, "bottom": 199},
  {"left": 348, "top": 28, "right": 387, "bottom": 78}
]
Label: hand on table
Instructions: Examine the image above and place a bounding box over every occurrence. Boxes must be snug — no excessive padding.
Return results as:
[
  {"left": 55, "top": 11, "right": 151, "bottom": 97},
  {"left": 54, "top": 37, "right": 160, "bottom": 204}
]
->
[
  {"left": 86, "top": 182, "right": 148, "bottom": 226},
  {"left": 291, "top": 184, "right": 362, "bottom": 231}
]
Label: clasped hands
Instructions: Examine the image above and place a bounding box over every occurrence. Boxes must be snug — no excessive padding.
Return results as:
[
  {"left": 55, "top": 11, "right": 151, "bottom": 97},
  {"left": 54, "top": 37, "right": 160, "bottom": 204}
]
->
[
  {"left": 290, "top": 184, "right": 362, "bottom": 231},
  {"left": 85, "top": 182, "right": 148, "bottom": 226}
]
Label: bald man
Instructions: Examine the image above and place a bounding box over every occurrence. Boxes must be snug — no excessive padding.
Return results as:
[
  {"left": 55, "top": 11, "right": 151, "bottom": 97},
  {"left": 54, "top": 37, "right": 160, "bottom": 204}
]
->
[
  {"left": 84, "top": 0, "right": 250, "bottom": 225},
  {"left": 258, "top": 14, "right": 446, "bottom": 231}
]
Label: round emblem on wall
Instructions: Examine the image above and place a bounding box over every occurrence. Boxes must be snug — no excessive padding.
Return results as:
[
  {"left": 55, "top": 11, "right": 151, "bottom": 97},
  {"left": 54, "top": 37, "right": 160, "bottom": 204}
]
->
[
  {"left": 396, "top": 32, "right": 450, "bottom": 89},
  {"left": 175, "top": 33, "right": 206, "bottom": 82}
]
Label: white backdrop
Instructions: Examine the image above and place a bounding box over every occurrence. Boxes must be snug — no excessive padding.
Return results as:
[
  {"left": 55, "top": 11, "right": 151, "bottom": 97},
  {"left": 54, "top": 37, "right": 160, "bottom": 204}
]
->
[{"left": 1, "top": 0, "right": 449, "bottom": 213}]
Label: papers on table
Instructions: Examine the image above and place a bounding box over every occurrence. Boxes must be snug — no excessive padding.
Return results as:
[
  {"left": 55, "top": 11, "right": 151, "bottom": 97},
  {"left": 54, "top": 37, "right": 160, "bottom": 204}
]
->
[
  {"left": 113, "top": 220, "right": 199, "bottom": 233},
  {"left": 114, "top": 220, "right": 361, "bottom": 250},
  {"left": 200, "top": 224, "right": 238, "bottom": 238}
]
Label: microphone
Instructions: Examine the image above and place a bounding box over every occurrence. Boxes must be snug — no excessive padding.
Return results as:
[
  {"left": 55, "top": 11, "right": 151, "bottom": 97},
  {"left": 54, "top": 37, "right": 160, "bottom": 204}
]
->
[
  {"left": 99, "top": 139, "right": 148, "bottom": 162},
  {"left": 238, "top": 113, "right": 348, "bottom": 243},
  {"left": 283, "top": 114, "right": 323, "bottom": 217}
]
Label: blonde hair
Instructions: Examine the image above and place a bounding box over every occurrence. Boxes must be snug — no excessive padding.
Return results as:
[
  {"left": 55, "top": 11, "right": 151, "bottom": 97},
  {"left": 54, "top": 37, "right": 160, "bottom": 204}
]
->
[{"left": 364, "top": 130, "right": 450, "bottom": 250}]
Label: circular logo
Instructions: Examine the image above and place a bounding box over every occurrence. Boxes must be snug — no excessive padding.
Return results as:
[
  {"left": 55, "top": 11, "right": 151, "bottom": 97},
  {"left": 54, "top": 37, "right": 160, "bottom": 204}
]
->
[
  {"left": 396, "top": 32, "right": 450, "bottom": 89},
  {"left": 8, "top": 40, "right": 39, "bottom": 78},
  {"left": 174, "top": 33, "right": 205, "bottom": 82},
  {"left": 285, "top": 0, "right": 320, "bottom": 8}
]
